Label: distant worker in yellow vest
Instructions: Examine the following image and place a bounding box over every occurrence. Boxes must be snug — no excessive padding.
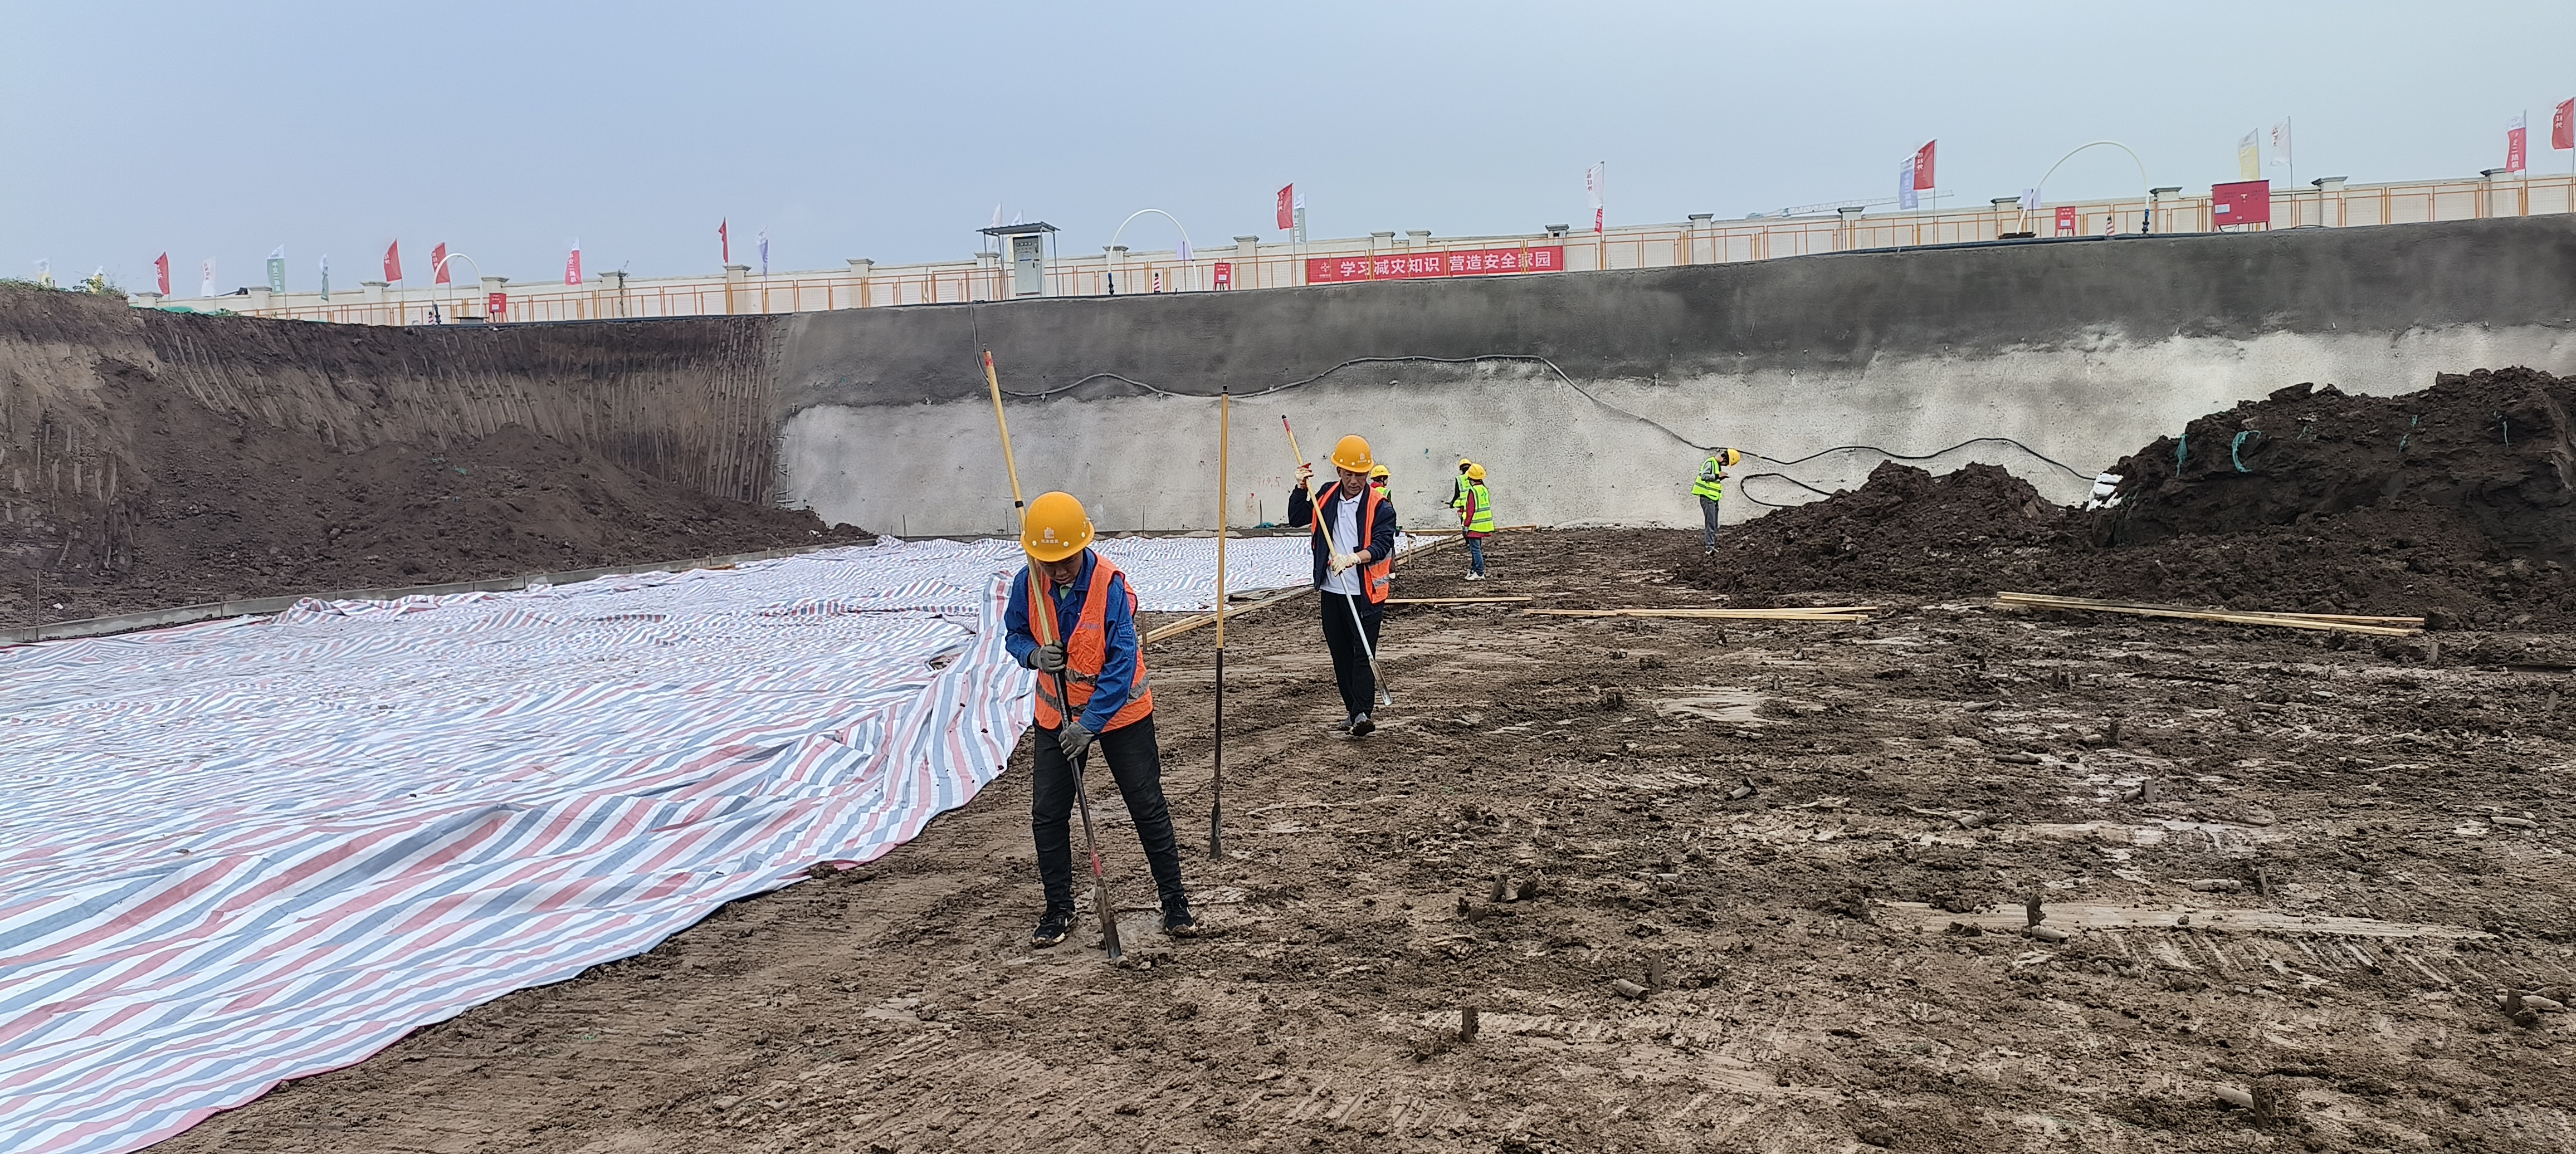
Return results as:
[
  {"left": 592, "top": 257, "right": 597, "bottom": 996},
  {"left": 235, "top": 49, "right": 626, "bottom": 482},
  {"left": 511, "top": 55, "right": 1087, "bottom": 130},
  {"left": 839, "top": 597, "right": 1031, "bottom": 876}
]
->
[
  {"left": 1006, "top": 491, "right": 1197, "bottom": 948},
  {"left": 1368, "top": 463, "right": 1391, "bottom": 501},
  {"left": 1447, "top": 458, "right": 1474, "bottom": 513},
  {"left": 1694, "top": 448, "right": 1740, "bottom": 555},
  {"left": 1459, "top": 463, "right": 1494, "bottom": 580}
]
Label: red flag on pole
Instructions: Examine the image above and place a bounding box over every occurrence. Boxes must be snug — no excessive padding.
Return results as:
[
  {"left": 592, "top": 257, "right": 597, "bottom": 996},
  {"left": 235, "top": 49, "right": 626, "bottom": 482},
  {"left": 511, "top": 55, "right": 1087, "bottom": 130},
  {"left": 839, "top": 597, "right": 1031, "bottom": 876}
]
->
[
  {"left": 2554, "top": 98, "right": 2574, "bottom": 151},
  {"left": 1276, "top": 185, "right": 1294, "bottom": 231},
  {"left": 564, "top": 241, "right": 582, "bottom": 285},
  {"left": 2507, "top": 113, "right": 2529, "bottom": 174},
  {"left": 1913, "top": 140, "right": 1937, "bottom": 190},
  {"left": 383, "top": 241, "right": 402, "bottom": 283},
  {"left": 431, "top": 243, "right": 450, "bottom": 285},
  {"left": 719, "top": 219, "right": 730, "bottom": 264},
  {"left": 154, "top": 253, "right": 169, "bottom": 296}
]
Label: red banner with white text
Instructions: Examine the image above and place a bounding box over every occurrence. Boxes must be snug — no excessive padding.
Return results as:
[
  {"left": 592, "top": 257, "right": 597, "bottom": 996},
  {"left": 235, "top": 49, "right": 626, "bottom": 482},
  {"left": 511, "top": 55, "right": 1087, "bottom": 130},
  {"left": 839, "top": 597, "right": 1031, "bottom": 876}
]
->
[{"left": 1306, "top": 245, "right": 1564, "bottom": 284}]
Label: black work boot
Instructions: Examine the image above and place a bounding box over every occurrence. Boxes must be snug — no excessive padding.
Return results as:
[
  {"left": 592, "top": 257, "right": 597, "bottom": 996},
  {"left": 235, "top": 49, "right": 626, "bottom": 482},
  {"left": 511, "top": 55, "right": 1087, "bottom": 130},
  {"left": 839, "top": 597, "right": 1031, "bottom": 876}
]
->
[
  {"left": 1348, "top": 712, "right": 1374, "bottom": 737},
  {"left": 1162, "top": 904, "right": 1203, "bottom": 937},
  {"left": 1031, "top": 909, "right": 1075, "bottom": 948}
]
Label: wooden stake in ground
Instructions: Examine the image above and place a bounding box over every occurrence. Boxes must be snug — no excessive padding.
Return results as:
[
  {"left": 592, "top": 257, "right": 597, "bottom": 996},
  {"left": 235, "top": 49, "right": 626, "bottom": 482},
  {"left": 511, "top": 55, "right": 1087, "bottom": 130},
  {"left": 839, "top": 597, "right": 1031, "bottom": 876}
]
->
[
  {"left": 983, "top": 350, "right": 1123, "bottom": 961},
  {"left": 1211, "top": 389, "right": 1228, "bottom": 860}
]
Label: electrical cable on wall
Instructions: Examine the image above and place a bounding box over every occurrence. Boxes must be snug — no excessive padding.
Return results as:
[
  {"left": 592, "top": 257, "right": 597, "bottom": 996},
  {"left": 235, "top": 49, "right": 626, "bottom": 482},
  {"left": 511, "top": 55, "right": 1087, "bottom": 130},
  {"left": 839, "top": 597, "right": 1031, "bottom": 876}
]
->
[{"left": 1001, "top": 354, "right": 2093, "bottom": 506}]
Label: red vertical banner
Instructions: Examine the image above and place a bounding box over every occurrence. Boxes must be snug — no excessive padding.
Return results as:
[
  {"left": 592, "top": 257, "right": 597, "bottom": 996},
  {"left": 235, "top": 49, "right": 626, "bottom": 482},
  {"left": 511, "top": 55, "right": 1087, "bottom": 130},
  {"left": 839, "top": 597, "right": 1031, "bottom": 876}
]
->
[
  {"left": 719, "top": 219, "right": 730, "bottom": 264},
  {"left": 431, "top": 243, "right": 450, "bottom": 285},
  {"left": 154, "top": 253, "right": 170, "bottom": 295},
  {"left": 564, "top": 243, "right": 582, "bottom": 286},
  {"left": 1913, "top": 140, "right": 1936, "bottom": 189},
  {"left": 2506, "top": 113, "right": 2529, "bottom": 173},
  {"left": 486, "top": 292, "right": 507, "bottom": 322},
  {"left": 2555, "top": 98, "right": 2575, "bottom": 150},
  {"left": 2053, "top": 206, "right": 2078, "bottom": 236},
  {"left": 382, "top": 241, "right": 402, "bottom": 282},
  {"left": 1275, "top": 185, "right": 1294, "bottom": 231}
]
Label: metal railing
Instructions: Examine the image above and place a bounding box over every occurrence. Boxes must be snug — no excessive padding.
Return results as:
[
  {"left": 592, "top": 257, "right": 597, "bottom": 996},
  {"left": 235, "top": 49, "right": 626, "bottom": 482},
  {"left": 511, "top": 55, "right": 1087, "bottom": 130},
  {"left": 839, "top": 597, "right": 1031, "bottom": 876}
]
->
[{"left": 168, "top": 172, "right": 2576, "bottom": 327}]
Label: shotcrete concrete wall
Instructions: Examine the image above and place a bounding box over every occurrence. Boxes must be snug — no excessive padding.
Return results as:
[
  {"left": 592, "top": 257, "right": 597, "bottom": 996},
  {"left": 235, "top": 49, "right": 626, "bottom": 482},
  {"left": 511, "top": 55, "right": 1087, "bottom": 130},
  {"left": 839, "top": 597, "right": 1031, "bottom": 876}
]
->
[{"left": 789, "top": 215, "right": 2570, "bottom": 536}]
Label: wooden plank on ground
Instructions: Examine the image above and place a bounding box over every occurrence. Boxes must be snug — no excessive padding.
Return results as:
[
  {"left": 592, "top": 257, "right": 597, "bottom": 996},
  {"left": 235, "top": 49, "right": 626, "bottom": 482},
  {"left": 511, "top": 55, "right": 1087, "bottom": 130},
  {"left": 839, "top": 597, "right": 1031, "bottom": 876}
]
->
[
  {"left": 1995, "top": 591, "right": 2423, "bottom": 635},
  {"left": 1524, "top": 607, "right": 1877, "bottom": 622},
  {"left": 1384, "top": 596, "right": 1534, "bottom": 605},
  {"left": 1145, "top": 536, "right": 1456, "bottom": 646}
]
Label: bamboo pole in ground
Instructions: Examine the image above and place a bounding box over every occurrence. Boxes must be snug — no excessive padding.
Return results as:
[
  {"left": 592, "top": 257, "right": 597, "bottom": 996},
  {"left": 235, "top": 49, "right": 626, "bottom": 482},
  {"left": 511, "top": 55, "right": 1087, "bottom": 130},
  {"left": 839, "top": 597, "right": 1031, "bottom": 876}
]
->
[{"left": 1211, "top": 388, "right": 1228, "bottom": 860}]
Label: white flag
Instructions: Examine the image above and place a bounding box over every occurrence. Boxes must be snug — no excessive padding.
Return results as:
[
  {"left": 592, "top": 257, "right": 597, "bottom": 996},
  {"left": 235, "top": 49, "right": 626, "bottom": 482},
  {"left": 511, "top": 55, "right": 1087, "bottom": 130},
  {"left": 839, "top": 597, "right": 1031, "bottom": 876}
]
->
[
  {"left": 1177, "top": 238, "right": 1192, "bottom": 263},
  {"left": 199, "top": 258, "right": 215, "bottom": 297},
  {"left": 1585, "top": 163, "right": 1604, "bottom": 210},
  {"left": 2019, "top": 188, "right": 2039, "bottom": 211},
  {"left": 2237, "top": 131, "right": 2261, "bottom": 180},
  {"left": 2271, "top": 118, "right": 2292, "bottom": 166},
  {"left": 1897, "top": 157, "right": 1919, "bottom": 211}
]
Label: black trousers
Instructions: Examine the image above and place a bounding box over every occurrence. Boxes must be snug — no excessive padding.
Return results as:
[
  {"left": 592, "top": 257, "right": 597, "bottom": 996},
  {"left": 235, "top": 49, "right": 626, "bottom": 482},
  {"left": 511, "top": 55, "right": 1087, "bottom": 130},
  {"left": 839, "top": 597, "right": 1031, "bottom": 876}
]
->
[
  {"left": 1319, "top": 592, "right": 1384, "bottom": 717},
  {"left": 1031, "top": 713, "right": 1187, "bottom": 916}
]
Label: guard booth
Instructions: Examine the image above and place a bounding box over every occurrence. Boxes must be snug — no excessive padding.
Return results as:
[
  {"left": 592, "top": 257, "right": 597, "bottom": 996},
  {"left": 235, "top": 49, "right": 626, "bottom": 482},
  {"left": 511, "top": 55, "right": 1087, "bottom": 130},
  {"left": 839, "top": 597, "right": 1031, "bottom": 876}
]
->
[{"left": 979, "top": 222, "right": 1057, "bottom": 299}]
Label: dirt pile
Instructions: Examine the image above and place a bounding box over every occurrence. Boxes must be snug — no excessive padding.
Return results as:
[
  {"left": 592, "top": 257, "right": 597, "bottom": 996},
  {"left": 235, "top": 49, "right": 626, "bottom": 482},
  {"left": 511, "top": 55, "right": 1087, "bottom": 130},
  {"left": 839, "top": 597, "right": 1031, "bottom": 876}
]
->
[
  {"left": 1680, "top": 369, "right": 2576, "bottom": 627},
  {"left": 1690, "top": 461, "right": 2072, "bottom": 598},
  {"left": 3, "top": 403, "right": 867, "bottom": 627},
  {"left": 2102, "top": 369, "right": 2576, "bottom": 558},
  {"left": 2, "top": 287, "right": 862, "bottom": 628}
]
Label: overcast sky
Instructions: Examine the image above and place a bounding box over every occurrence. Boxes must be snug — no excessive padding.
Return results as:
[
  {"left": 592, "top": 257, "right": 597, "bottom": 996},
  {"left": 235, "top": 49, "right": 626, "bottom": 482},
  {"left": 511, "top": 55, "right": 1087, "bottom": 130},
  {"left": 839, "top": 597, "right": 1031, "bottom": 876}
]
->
[{"left": 6, "top": 1, "right": 2574, "bottom": 294}]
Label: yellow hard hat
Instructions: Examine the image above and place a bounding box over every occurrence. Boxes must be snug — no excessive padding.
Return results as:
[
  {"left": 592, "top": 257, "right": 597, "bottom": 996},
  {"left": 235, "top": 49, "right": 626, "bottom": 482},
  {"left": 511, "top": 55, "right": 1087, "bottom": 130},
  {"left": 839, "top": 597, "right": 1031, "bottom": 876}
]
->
[
  {"left": 1368, "top": 464, "right": 1390, "bottom": 480},
  {"left": 1457, "top": 457, "right": 1474, "bottom": 470},
  {"left": 1717, "top": 447, "right": 1742, "bottom": 467},
  {"left": 1466, "top": 463, "right": 1487, "bottom": 481},
  {"left": 1021, "top": 491, "right": 1094, "bottom": 563},
  {"left": 1331, "top": 434, "right": 1374, "bottom": 472}
]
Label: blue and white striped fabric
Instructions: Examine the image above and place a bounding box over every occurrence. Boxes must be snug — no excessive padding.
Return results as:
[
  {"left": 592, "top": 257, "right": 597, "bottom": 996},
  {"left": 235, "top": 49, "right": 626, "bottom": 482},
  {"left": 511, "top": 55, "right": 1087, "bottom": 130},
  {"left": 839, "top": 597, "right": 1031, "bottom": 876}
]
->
[{"left": 0, "top": 534, "right": 1321, "bottom": 1154}]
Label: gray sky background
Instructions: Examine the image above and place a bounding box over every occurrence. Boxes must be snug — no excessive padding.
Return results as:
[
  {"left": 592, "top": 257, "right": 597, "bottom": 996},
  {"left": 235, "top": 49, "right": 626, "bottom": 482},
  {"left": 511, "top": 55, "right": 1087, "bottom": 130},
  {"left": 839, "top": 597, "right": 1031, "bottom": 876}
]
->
[{"left": 7, "top": 1, "right": 2575, "bottom": 294}]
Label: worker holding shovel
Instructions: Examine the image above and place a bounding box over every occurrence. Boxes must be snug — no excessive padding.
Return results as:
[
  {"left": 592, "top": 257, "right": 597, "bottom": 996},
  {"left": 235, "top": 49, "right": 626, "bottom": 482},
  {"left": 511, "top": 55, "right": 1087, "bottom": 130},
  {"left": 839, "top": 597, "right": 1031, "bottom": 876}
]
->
[
  {"left": 1287, "top": 433, "right": 1399, "bottom": 736},
  {"left": 1006, "top": 491, "right": 1198, "bottom": 948}
]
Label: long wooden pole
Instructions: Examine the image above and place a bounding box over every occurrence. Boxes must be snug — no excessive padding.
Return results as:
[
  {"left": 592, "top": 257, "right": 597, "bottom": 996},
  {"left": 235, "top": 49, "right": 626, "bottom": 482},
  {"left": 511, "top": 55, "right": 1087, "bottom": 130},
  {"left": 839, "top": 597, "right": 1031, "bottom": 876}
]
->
[
  {"left": 982, "top": 351, "right": 1028, "bottom": 527},
  {"left": 1210, "top": 389, "right": 1228, "bottom": 859},
  {"left": 1281, "top": 415, "right": 1392, "bottom": 707},
  {"left": 982, "top": 349, "right": 1122, "bottom": 960}
]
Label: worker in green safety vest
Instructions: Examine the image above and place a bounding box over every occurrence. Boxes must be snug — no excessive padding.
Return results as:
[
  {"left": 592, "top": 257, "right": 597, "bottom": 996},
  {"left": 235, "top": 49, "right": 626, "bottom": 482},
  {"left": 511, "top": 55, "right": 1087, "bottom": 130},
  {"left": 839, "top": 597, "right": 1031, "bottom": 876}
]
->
[
  {"left": 1693, "top": 448, "right": 1739, "bottom": 555},
  {"left": 1459, "top": 463, "right": 1495, "bottom": 579}
]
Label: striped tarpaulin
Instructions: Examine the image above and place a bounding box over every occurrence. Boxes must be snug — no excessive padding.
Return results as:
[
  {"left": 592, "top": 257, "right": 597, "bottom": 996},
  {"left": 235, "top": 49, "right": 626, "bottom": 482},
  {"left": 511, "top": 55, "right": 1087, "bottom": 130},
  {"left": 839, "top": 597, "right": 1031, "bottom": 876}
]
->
[{"left": 0, "top": 534, "right": 1328, "bottom": 1154}]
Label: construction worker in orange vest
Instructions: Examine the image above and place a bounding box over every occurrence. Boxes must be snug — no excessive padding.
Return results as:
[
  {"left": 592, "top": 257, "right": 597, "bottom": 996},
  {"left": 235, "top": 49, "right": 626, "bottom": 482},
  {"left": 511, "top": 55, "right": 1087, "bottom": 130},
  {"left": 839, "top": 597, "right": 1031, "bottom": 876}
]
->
[
  {"left": 1006, "top": 491, "right": 1198, "bottom": 948},
  {"left": 1289, "top": 435, "right": 1399, "bottom": 736}
]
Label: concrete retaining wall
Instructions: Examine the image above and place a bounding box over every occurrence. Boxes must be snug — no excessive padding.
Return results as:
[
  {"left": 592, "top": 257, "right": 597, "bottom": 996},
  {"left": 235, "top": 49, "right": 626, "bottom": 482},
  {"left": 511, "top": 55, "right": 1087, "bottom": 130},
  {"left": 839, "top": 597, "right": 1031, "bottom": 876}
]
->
[{"left": 772, "top": 216, "right": 2576, "bottom": 536}]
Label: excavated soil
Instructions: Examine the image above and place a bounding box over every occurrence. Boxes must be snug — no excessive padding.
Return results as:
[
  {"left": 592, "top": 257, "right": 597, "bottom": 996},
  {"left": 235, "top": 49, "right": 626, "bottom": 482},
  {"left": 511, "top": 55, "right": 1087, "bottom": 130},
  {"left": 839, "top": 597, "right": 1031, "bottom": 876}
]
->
[
  {"left": 2, "top": 410, "right": 867, "bottom": 627},
  {"left": 2, "top": 285, "right": 845, "bottom": 629},
  {"left": 155, "top": 531, "right": 2575, "bottom": 1154},
  {"left": 1684, "top": 369, "right": 2576, "bottom": 629}
]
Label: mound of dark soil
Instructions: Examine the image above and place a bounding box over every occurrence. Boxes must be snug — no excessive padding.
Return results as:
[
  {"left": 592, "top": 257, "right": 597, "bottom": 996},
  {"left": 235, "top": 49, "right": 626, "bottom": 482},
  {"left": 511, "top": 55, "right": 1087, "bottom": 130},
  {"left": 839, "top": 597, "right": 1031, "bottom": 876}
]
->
[
  {"left": 4, "top": 404, "right": 868, "bottom": 627},
  {"left": 1686, "top": 461, "right": 2072, "bottom": 598},
  {"left": 1677, "top": 368, "right": 2576, "bottom": 628},
  {"left": 2102, "top": 369, "right": 2576, "bottom": 559}
]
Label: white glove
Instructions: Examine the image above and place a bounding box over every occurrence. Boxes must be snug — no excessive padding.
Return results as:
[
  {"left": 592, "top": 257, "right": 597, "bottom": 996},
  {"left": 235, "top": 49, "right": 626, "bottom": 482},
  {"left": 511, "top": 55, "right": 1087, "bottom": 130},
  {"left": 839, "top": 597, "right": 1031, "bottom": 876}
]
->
[{"left": 1329, "top": 551, "right": 1360, "bottom": 573}]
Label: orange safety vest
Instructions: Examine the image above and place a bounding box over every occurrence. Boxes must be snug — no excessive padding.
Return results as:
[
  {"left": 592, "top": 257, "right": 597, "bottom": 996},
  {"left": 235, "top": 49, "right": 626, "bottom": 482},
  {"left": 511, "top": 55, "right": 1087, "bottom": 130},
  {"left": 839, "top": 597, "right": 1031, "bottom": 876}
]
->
[
  {"left": 1315, "top": 485, "right": 1394, "bottom": 605},
  {"left": 1030, "top": 555, "right": 1154, "bottom": 733}
]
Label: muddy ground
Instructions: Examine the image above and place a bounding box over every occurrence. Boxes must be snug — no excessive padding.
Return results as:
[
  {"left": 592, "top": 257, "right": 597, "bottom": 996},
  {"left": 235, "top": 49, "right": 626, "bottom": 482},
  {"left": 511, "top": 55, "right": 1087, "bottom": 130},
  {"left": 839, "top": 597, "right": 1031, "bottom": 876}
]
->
[{"left": 156, "top": 529, "right": 2575, "bottom": 1154}]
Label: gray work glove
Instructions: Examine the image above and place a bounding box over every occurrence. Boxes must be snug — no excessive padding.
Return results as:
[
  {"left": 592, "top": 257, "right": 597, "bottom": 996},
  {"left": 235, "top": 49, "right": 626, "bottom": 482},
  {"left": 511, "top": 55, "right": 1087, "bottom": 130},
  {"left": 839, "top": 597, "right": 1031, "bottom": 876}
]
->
[
  {"left": 1056, "top": 720, "right": 1096, "bottom": 762},
  {"left": 1030, "top": 641, "right": 1066, "bottom": 672}
]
